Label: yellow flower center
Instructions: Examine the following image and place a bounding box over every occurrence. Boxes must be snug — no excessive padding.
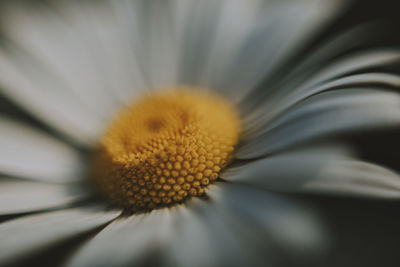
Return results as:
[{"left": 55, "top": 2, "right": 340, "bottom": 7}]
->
[{"left": 93, "top": 87, "right": 240, "bottom": 212}]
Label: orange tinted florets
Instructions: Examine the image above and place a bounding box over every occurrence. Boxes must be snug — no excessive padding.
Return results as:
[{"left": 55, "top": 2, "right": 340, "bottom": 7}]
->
[{"left": 93, "top": 87, "right": 240, "bottom": 212}]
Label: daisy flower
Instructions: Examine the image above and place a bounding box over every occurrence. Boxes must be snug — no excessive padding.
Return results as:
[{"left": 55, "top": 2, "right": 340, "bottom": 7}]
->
[{"left": 0, "top": 0, "right": 400, "bottom": 266}]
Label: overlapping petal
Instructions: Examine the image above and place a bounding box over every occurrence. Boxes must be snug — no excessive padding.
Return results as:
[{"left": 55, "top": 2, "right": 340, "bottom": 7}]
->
[
  {"left": 0, "top": 178, "right": 85, "bottom": 215},
  {"left": 0, "top": 207, "right": 120, "bottom": 266},
  {"left": 239, "top": 87, "right": 400, "bottom": 158},
  {"left": 0, "top": 117, "right": 83, "bottom": 183},
  {"left": 66, "top": 209, "right": 175, "bottom": 267},
  {"left": 226, "top": 144, "right": 400, "bottom": 198}
]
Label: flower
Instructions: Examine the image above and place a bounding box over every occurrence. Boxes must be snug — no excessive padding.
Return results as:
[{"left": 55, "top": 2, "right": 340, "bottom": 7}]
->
[{"left": 0, "top": 0, "right": 400, "bottom": 266}]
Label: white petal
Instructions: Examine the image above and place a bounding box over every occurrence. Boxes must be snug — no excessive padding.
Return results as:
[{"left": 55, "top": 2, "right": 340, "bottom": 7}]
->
[
  {"left": 66, "top": 209, "right": 175, "bottom": 267},
  {"left": 137, "top": 1, "right": 179, "bottom": 88},
  {"left": 165, "top": 203, "right": 239, "bottom": 267},
  {"left": 0, "top": 178, "right": 85, "bottom": 215},
  {"left": 0, "top": 117, "right": 83, "bottom": 183},
  {"left": 244, "top": 72, "right": 400, "bottom": 136},
  {"left": 285, "top": 49, "right": 400, "bottom": 98},
  {"left": 301, "top": 160, "right": 400, "bottom": 198},
  {"left": 205, "top": 0, "right": 347, "bottom": 103},
  {"left": 0, "top": 207, "right": 121, "bottom": 266},
  {"left": 238, "top": 89, "right": 400, "bottom": 159},
  {"left": 225, "top": 144, "right": 400, "bottom": 198},
  {"left": 239, "top": 22, "right": 399, "bottom": 113},
  {"left": 0, "top": 1, "right": 149, "bottom": 144},
  {"left": 54, "top": 0, "right": 146, "bottom": 101},
  {"left": 167, "top": 183, "right": 327, "bottom": 267},
  {"left": 195, "top": 0, "right": 265, "bottom": 89},
  {"left": 171, "top": 0, "right": 222, "bottom": 86},
  {"left": 281, "top": 22, "right": 395, "bottom": 86},
  {"left": 207, "top": 183, "right": 327, "bottom": 256},
  {"left": 242, "top": 48, "right": 400, "bottom": 128},
  {"left": 0, "top": 45, "right": 102, "bottom": 145}
]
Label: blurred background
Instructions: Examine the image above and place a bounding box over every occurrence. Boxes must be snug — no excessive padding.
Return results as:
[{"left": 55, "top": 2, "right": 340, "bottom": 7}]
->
[{"left": 1, "top": 0, "right": 400, "bottom": 266}]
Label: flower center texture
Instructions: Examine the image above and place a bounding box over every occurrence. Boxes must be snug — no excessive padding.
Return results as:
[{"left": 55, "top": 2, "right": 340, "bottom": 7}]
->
[{"left": 93, "top": 87, "right": 241, "bottom": 212}]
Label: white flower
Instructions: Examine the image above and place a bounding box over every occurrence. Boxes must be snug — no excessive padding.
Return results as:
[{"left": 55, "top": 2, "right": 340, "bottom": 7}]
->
[{"left": 0, "top": 0, "right": 400, "bottom": 266}]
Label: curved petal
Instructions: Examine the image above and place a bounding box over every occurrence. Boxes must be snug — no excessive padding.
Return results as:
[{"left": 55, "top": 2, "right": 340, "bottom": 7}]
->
[
  {"left": 133, "top": 1, "right": 179, "bottom": 88},
  {"left": 171, "top": 0, "right": 222, "bottom": 86},
  {"left": 242, "top": 49, "right": 400, "bottom": 134},
  {"left": 238, "top": 88, "right": 400, "bottom": 159},
  {"left": 279, "top": 49, "right": 400, "bottom": 99},
  {"left": 244, "top": 72, "right": 400, "bottom": 136},
  {"left": 225, "top": 144, "right": 400, "bottom": 198},
  {"left": 240, "top": 21, "right": 400, "bottom": 113},
  {"left": 0, "top": 178, "right": 85, "bottom": 215},
  {"left": 0, "top": 207, "right": 121, "bottom": 266},
  {"left": 0, "top": 117, "right": 84, "bottom": 183},
  {"left": 207, "top": 183, "right": 327, "bottom": 255},
  {"left": 55, "top": 0, "right": 147, "bottom": 96},
  {"left": 0, "top": 45, "right": 102, "bottom": 146},
  {"left": 167, "top": 183, "right": 327, "bottom": 267},
  {"left": 170, "top": 0, "right": 347, "bottom": 102},
  {"left": 166, "top": 200, "right": 261, "bottom": 267},
  {"left": 164, "top": 204, "right": 228, "bottom": 267},
  {"left": 200, "top": 0, "right": 347, "bottom": 103},
  {"left": 194, "top": 0, "right": 264, "bottom": 92},
  {"left": 67, "top": 184, "right": 328, "bottom": 267},
  {"left": 0, "top": 1, "right": 149, "bottom": 145},
  {"left": 66, "top": 208, "right": 176, "bottom": 267}
]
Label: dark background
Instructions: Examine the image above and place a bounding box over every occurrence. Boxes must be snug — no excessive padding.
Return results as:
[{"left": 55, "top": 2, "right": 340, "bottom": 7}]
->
[
  {"left": 298, "top": 1, "right": 400, "bottom": 266},
  {"left": 309, "top": 1, "right": 400, "bottom": 266}
]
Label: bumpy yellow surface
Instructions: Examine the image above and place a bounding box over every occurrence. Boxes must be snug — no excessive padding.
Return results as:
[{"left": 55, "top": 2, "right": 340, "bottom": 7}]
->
[{"left": 93, "top": 87, "right": 240, "bottom": 212}]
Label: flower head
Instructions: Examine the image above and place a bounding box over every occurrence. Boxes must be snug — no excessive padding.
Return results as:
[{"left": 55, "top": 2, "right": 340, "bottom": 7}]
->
[
  {"left": 0, "top": 0, "right": 399, "bottom": 266},
  {"left": 94, "top": 88, "right": 240, "bottom": 211}
]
